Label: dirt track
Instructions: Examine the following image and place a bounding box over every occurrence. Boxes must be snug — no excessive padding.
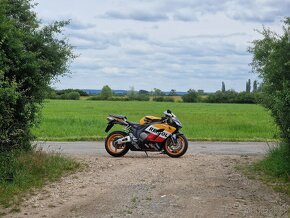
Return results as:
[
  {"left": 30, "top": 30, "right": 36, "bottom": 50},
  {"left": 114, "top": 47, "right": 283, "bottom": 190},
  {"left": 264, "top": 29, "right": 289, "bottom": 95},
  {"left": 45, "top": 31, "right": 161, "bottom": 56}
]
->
[{"left": 3, "top": 152, "right": 289, "bottom": 218}]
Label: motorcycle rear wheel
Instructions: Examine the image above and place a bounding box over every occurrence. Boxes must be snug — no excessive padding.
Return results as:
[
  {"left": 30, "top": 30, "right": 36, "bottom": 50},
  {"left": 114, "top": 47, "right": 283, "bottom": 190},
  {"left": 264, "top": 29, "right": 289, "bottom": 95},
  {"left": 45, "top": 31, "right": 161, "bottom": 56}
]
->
[
  {"left": 105, "top": 131, "right": 130, "bottom": 157},
  {"left": 164, "top": 135, "right": 188, "bottom": 158}
]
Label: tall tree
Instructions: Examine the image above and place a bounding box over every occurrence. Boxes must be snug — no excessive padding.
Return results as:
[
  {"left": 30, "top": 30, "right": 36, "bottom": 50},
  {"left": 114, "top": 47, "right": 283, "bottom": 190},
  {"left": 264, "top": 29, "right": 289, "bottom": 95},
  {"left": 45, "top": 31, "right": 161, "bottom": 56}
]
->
[
  {"left": 249, "top": 17, "right": 290, "bottom": 144},
  {"left": 169, "top": 89, "right": 176, "bottom": 96},
  {"left": 253, "top": 80, "right": 258, "bottom": 92},
  {"left": 246, "top": 79, "right": 251, "bottom": 92},
  {"left": 221, "top": 81, "right": 226, "bottom": 92},
  {"left": 182, "top": 89, "right": 199, "bottom": 103},
  {"left": 100, "top": 85, "right": 113, "bottom": 99},
  {"left": 152, "top": 88, "right": 164, "bottom": 96},
  {"left": 0, "top": 0, "right": 74, "bottom": 151}
]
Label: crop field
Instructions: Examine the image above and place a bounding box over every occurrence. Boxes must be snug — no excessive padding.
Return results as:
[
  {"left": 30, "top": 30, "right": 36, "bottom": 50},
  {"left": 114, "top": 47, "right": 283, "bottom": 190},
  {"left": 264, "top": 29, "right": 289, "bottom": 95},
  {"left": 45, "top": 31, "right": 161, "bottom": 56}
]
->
[{"left": 33, "top": 100, "right": 278, "bottom": 141}]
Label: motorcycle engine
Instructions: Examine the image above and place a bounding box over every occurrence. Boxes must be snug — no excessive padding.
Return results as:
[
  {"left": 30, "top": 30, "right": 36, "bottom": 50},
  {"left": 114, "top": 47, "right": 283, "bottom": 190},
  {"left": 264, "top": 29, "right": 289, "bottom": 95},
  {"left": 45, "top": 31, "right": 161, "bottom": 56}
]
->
[{"left": 139, "top": 132, "right": 148, "bottom": 141}]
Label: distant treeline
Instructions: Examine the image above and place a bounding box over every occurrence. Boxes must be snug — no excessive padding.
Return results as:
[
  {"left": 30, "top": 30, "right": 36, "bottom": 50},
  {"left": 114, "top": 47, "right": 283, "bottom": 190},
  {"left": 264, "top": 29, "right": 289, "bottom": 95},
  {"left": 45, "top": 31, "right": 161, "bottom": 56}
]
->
[
  {"left": 45, "top": 88, "right": 88, "bottom": 100},
  {"left": 46, "top": 80, "right": 262, "bottom": 104}
]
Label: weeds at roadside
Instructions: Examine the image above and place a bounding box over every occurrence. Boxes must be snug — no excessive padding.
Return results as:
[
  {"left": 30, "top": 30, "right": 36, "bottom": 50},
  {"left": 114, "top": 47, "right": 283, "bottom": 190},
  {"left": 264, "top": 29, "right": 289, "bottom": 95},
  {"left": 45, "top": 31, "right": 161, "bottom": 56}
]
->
[
  {"left": 240, "top": 143, "right": 290, "bottom": 196},
  {"left": 0, "top": 150, "right": 81, "bottom": 208}
]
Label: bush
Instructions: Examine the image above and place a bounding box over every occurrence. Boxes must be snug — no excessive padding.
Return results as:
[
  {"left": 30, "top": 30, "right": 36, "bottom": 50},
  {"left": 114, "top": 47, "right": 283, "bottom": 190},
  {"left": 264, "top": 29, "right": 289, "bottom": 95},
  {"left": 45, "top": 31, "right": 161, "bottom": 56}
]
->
[
  {"left": 87, "top": 96, "right": 130, "bottom": 101},
  {"left": 56, "top": 89, "right": 88, "bottom": 96},
  {"left": 64, "top": 91, "right": 80, "bottom": 100},
  {"left": 108, "top": 97, "right": 130, "bottom": 101},
  {"left": 249, "top": 18, "right": 290, "bottom": 143},
  {"left": 206, "top": 91, "right": 257, "bottom": 104},
  {"left": 52, "top": 91, "right": 80, "bottom": 100},
  {"left": 0, "top": 78, "right": 29, "bottom": 151},
  {"left": 0, "top": 0, "right": 74, "bottom": 151},
  {"left": 100, "top": 85, "right": 113, "bottom": 100},
  {"left": 133, "top": 94, "right": 150, "bottom": 101},
  {"left": 153, "top": 96, "right": 175, "bottom": 102},
  {"left": 182, "top": 89, "right": 199, "bottom": 103}
]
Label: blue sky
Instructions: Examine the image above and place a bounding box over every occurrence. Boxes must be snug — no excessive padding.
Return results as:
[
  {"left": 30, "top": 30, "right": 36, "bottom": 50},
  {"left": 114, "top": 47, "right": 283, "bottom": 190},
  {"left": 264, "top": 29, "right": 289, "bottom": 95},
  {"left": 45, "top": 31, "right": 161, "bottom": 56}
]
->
[{"left": 34, "top": 0, "right": 289, "bottom": 92}]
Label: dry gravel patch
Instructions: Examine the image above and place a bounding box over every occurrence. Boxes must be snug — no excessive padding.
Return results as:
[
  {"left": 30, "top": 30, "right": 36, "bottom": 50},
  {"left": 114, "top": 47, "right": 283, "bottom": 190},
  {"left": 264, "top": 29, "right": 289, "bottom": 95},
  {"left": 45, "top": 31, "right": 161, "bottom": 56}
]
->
[{"left": 1, "top": 153, "right": 289, "bottom": 218}]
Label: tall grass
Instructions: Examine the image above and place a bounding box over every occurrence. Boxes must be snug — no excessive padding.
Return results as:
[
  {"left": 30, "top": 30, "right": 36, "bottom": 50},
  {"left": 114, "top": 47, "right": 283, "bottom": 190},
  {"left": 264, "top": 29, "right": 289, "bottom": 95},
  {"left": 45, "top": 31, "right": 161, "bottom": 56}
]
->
[
  {"left": 254, "top": 143, "right": 290, "bottom": 180},
  {"left": 245, "top": 143, "right": 290, "bottom": 196},
  {"left": 33, "top": 100, "right": 278, "bottom": 141},
  {"left": 0, "top": 150, "right": 80, "bottom": 207}
]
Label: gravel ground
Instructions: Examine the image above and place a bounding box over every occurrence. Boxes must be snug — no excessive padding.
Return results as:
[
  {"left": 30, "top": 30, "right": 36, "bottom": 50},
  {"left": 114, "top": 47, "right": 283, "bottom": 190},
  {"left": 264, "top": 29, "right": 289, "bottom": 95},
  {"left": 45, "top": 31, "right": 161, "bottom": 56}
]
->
[{"left": 1, "top": 152, "right": 289, "bottom": 218}]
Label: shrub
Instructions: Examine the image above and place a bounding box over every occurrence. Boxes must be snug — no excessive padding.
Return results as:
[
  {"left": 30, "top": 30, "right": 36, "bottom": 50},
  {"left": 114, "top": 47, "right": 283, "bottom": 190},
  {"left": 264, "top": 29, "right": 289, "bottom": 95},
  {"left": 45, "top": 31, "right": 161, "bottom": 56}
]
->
[
  {"left": 153, "top": 96, "right": 175, "bottom": 102},
  {"left": 206, "top": 91, "right": 257, "bottom": 104},
  {"left": 100, "top": 85, "right": 113, "bottom": 100},
  {"left": 249, "top": 17, "right": 290, "bottom": 143},
  {"left": 182, "top": 89, "right": 199, "bottom": 103},
  {"left": 64, "top": 91, "right": 80, "bottom": 100},
  {"left": 0, "top": 0, "right": 74, "bottom": 151}
]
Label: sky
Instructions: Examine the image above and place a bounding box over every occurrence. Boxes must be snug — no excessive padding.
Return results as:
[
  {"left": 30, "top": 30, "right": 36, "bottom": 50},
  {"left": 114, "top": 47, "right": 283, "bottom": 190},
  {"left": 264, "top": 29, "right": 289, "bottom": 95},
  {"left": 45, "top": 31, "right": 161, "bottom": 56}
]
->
[{"left": 34, "top": 0, "right": 289, "bottom": 92}]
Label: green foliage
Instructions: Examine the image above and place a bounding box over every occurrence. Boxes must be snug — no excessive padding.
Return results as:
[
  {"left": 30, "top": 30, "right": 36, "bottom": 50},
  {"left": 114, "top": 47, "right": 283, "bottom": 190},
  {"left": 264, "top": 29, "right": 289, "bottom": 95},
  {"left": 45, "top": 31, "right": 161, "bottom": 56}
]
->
[
  {"left": 153, "top": 96, "right": 175, "bottom": 102},
  {"left": 0, "top": 0, "right": 74, "bottom": 151},
  {"left": 0, "top": 150, "right": 80, "bottom": 206},
  {"left": 254, "top": 143, "right": 290, "bottom": 180},
  {"left": 206, "top": 90, "right": 258, "bottom": 104},
  {"left": 253, "top": 80, "right": 258, "bottom": 92},
  {"left": 246, "top": 79, "right": 251, "bottom": 92},
  {"left": 100, "top": 85, "right": 113, "bottom": 100},
  {"left": 139, "top": 89, "right": 149, "bottom": 95},
  {"left": 152, "top": 88, "right": 164, "bottom": 96},
  {"left": 249, "top": 18, "right": 290, "bottom": 144},
  {"left": 61, "top": 91, "right": 80, "bottom": 100},
  {"left": 221, "top": 81, "right": 226, "bottom": 92},
  {"left": 127, "top": 86, "right": 136, "bottom": 100},
  {"left": 169, "top": 89, "right": 176, "bottom": 96},
  {"left": 56, "top": 89, "right": 88, "bottom": 96},
  {"left": 87, "top": 96, "right": 129, "bottom": 101},
  {"left": 133, "top": 94, "right": 150, "bottom": 101},
  {"left": 182, "top": 89, "right": 199, "bottom": 102}
]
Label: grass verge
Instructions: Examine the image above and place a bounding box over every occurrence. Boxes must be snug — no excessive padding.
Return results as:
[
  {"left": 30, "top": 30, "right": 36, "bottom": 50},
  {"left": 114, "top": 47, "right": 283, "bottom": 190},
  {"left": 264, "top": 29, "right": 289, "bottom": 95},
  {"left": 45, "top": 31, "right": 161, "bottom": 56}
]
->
[
  {"left": 0, "top": 150, "right": 80, "bottom": 209},
  {"left": 243, "top": 143, "right": 290, "bottom": 196}
]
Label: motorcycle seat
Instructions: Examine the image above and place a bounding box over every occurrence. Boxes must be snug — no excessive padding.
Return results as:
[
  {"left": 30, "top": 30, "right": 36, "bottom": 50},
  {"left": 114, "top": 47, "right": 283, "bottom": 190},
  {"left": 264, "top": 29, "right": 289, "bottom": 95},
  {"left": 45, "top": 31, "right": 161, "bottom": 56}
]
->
[
  {"left": 127, "top": 121, "right": 140, "bottom": 127},
  {"left": 110, "top": 114, "right": 127, "bottom": 120}
]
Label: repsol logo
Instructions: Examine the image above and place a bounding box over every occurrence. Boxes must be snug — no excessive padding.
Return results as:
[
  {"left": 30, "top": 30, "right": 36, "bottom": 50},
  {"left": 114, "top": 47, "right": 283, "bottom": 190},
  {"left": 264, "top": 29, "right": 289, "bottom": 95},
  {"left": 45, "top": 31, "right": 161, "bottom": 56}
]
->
[
  {"left": 149, "top": 127, "right": 158, "bottom": 133},
  {"left": 160, "top": 131, "right": 169, "bottom": 138}
]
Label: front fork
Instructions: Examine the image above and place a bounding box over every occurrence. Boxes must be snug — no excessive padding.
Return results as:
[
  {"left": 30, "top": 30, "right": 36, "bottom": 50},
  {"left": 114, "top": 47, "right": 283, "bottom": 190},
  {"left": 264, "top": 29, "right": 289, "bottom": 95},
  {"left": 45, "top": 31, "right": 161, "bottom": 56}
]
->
[{"left": 171, "top": 134, "right": 178, "bottom": 144}]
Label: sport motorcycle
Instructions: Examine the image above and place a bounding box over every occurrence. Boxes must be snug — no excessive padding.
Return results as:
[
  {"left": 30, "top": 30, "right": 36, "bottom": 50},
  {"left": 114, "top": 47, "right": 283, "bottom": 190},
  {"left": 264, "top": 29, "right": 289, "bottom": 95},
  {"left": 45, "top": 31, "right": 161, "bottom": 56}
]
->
[{"left": 104, "top": 110, "right": 188, "bottom": 158}]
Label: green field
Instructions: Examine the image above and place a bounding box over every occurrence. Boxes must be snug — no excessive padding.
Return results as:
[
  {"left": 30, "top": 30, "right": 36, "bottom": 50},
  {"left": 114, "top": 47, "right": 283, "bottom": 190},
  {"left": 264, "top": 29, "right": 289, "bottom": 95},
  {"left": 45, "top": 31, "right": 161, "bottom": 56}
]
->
[{"left": 33, "top": 100, "right": 278, "bottom": 141}]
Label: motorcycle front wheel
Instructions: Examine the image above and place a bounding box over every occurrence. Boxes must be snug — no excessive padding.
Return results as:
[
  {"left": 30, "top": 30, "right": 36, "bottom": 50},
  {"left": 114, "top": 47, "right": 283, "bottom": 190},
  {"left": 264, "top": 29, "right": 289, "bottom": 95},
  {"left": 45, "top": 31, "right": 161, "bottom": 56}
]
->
[
  {"left": 164, "top": 134, "right": 188, "bottom": 158},
  {"left": 105, "top": 131, "right": 130, "bottom": 157}
]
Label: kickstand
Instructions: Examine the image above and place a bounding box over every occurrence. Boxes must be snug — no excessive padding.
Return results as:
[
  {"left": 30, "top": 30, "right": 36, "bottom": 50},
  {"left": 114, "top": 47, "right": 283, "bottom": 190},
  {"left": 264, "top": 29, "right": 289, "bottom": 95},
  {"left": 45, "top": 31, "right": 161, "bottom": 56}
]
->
[{"left": 144, "top": 151, "right": 148, "bottom": 157}]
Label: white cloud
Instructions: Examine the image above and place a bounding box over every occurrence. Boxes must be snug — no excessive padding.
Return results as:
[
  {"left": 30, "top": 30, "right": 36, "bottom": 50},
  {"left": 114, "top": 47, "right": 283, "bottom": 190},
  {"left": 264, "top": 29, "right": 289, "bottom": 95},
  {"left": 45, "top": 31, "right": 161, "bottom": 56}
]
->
[{"left": 34, "top": 0, "right": 288, "bottom": 92}]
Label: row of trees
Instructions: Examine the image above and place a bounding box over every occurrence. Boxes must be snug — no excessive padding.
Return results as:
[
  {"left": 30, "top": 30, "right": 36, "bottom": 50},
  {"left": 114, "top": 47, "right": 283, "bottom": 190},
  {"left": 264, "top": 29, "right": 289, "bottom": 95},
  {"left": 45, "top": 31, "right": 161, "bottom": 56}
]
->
[
  {"left": 46, "top": 84, "right": 261, "bottom": 104},
  {"left": 81, "top": 84, "right": 261, "bottom": 104},
  {"left": 222, "top": 79, "right": 260, "bottom": 93}
]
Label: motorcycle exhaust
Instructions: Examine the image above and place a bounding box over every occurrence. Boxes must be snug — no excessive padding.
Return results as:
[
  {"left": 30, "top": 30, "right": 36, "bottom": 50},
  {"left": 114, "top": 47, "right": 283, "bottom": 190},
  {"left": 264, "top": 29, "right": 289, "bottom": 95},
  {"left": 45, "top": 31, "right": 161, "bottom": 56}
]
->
[{"left": 115, "top": 136, "right": 131, "bottom": 145}]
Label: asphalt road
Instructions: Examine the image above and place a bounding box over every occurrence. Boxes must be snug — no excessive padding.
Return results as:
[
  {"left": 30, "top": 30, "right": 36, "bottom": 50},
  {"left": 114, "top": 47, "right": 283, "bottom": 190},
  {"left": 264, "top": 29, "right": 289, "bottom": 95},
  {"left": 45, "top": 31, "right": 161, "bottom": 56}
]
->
[{"left": 36, "top": 141, "right": 275, "bottom": 156}]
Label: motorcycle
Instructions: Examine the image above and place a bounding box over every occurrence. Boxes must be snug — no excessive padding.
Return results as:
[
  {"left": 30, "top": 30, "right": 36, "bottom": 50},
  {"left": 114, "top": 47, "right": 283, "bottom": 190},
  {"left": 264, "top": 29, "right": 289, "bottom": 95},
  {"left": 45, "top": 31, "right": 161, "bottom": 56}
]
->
[{"left": 104, "top": 110, "right": 188, "bottom": 158}]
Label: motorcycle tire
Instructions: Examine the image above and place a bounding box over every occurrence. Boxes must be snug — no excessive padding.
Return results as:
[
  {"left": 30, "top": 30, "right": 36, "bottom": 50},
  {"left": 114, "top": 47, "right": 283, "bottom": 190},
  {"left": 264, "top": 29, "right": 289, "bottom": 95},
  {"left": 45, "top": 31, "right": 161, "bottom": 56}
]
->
[
  {"left": 164, "top": 134, "right": 188, "bottom": 158},
  {"left": 105, "top": 131, "right": 130, "bottom": 157}
]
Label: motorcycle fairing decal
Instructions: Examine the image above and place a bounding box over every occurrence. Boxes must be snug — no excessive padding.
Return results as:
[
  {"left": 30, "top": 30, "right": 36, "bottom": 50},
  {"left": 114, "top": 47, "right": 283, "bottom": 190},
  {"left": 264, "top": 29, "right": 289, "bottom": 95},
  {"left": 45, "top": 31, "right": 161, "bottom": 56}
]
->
[
  {"left": 152, "top": 124, "right": 176, "bottom": 133},
  {"left": 145, "top": 124, "right": 174, "bottom": 142}
]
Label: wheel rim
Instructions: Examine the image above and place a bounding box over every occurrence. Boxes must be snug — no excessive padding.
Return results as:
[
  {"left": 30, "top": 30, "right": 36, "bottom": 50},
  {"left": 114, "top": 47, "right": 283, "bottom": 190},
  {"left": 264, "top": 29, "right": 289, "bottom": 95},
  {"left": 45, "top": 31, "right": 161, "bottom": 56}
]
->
[
  {"left": 106, "top": 133, "right": 127, "bottom": 154},
  {"left": 165, "top": 136, "right": 186, "bottom": 156}
]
